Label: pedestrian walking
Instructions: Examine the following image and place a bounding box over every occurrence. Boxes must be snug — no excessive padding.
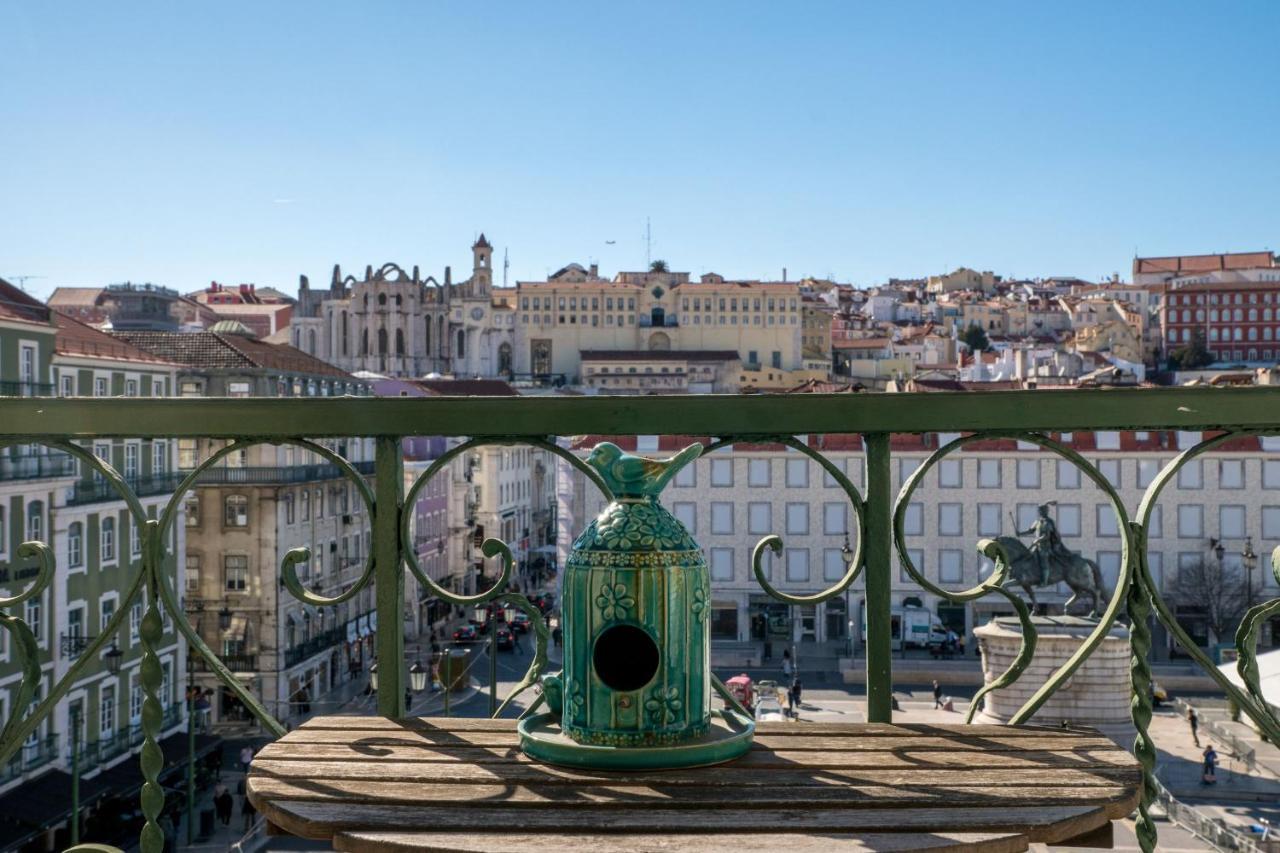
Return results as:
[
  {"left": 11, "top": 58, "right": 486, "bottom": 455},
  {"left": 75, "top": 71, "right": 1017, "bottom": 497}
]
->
[
  {"left": 786, "top": 682, "right": 797, "bottom": 717},
  {"left": 239, "top": 744, "right": 254, "bottom": 772},
  {"left": 790, "top": 676, "right": 803, "bottom": 715},
  {"left": 1188, "top": 707, "right": 1200, "bottom": 747},
  {"left": 242, "top": 792, "right": 258, "bottom": 832},
  {"left": 933, "top": 679, "right": 943, "bottom": 709},
  {"left": 214, "top": 786, "right": 234, "bottom": 826},
  {"left": 782, "top": 649, "right": 793, "bottom": 679},
  {"left": 1201, "top": 744, "right": 1218, "bottom": 785}
]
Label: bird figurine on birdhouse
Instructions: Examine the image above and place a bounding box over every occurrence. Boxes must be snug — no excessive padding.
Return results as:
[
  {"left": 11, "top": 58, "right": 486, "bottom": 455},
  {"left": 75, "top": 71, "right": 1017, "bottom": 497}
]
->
[{"left": 519, "top": 440, "right": 754, "bottom": 769}]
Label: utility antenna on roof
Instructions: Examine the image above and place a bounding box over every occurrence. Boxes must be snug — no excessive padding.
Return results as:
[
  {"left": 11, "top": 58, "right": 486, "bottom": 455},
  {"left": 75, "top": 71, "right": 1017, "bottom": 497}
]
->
[
  {"left": 503, "top": 248, "right": 509, "bottom": 288},
  {"left": 644, "top": 217, "right": 653, "bottom": 267},
  {"left": 5, "top": 275, "right": 44, "bottom": 291}
]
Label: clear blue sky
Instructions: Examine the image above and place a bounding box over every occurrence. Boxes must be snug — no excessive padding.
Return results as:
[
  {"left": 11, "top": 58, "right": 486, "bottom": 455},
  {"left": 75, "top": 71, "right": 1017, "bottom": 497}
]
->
[{"left": 3, "top": 2, "right": 1277, "bottom": 298}]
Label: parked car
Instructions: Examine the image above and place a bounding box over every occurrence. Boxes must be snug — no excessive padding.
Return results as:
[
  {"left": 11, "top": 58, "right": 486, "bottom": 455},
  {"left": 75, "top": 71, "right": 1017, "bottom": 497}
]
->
[
  {"left": 495, "top": 627, "right": 514, "bottom": 651},
  {"left": 509, "top": 611, "right": 531, "bottom": 633},
  {"left": 452, "top": 625, "right": 479, "bottom": 644}
]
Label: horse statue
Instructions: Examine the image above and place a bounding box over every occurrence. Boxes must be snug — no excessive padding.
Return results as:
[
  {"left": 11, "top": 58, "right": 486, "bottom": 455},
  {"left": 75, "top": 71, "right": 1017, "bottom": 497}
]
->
[{"left": 990, "top": 535, "right": 1109, "bottom": 618}]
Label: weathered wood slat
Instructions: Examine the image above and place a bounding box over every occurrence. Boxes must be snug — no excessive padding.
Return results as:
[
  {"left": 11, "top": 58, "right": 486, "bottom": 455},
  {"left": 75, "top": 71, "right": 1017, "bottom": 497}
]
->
[
  {"left": 249, "top": 717, "right": 1140, "bottom": 851},
  {"left": 298, "top": 716, "right": 1091, "bottom": 738},
  {"left": 275, "top": 727, "right": 1118, "bottom": 752},
  {"left": 258, "top": 801, "right": 1114, "bottom": 846},
  {"left": 255, "top": 742, "right": 1135, "bottom": 769},
  {"left": 331, "top": 830, "right": 1031, "bottom": 853},
  {"left": 249, "top": 757, "right": 1137, "bottom": 787},
  {"left": 247, "top": 776, "right": 1136, "bottom": 808}
]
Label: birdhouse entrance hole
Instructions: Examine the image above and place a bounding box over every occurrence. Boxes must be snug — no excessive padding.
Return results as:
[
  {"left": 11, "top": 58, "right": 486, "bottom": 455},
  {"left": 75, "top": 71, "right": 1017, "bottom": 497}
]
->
[{"left": 593, "top": 624, "right": 660, "bottom": 692}]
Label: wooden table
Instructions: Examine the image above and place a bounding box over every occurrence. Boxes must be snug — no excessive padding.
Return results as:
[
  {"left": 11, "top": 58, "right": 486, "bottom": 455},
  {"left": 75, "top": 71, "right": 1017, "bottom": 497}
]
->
[{"left": 248, "top": 716, "right": 1141, "bottom": 852}]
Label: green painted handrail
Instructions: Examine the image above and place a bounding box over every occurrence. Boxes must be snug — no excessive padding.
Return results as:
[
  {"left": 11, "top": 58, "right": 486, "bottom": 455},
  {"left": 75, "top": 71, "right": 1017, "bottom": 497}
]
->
[{"left": 0, "top": 393, "right": 1273, "bottom": 853}]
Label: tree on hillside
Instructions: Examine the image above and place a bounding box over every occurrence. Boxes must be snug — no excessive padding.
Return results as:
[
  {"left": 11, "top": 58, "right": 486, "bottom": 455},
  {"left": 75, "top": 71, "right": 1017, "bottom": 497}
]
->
[
  {"left": 960, "top": 323, "right": 991, "bottom": 353},
  {"left": 1168, "top": 328, "right": 1214, "bottom": 370},
  {"left": 649, "top": 259, "right": 669, "bottom": 273}
]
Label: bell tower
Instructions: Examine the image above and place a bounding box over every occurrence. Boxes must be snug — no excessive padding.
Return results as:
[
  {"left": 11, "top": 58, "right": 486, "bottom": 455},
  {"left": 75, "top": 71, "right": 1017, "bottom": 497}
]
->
[{"left": 471, "top": 233, "right": 493, "bottom": 296}]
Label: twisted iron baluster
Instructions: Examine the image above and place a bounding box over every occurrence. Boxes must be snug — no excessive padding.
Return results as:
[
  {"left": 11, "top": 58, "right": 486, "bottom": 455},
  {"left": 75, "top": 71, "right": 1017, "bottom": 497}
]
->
[
  {"left": 1127, "top": 521, "right": 1158, "bottom": 853},
  {"left": 138, "top": 520, "right": 166, "bottom": 853}
]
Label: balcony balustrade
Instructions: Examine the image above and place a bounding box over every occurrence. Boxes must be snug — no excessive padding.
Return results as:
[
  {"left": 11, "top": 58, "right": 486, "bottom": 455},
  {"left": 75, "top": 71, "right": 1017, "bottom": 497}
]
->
[
  {"left": 191, "top": 652, "right": 258, "bottom": 672},
  {"left": 0, "top": 390, "right": 1276, "bottom": 852},
  {"left": 191, "top": 459, "right": 376, "bottom": 485},
  {"left": 0, "top": 735, "right": 59, "bottom": 784},
  {"left": 67, "top": 471, "right": 187, "bottom": 505},
  {"left": 284, "top": 626, "right": 347, "bottom": 668},
  {"left": 0, "top": 452, "right": 76, "bottom": 480},
  {"left": 0, "top": 380, "right": 54, "bottom": 397}
]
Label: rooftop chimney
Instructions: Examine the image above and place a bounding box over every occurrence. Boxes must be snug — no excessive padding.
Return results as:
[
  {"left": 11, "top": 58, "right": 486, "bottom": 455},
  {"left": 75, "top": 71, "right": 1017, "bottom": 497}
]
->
[{"left": 589, "top": 263, "right": 599, "bottom": 278}]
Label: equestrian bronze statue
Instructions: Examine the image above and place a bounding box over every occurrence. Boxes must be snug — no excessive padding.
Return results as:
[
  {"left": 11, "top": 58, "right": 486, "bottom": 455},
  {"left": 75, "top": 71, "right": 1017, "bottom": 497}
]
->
[{"left": 993, "top": 502, "right": 1108, "bottom": 618}]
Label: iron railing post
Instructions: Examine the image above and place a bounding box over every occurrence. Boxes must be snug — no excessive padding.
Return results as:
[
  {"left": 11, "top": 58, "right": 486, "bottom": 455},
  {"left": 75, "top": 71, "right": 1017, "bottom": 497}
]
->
[
  {"left": 70, "top": 708, "right": 79, "bottom": 846},
  {"left": 489, "top": 616, "right": 498, "bottom": 716},
  {"left": 863, "top": 432, "right": 893, "bottom": 723},
  {"left": 374, "top": 437, "right": 405, "bottom": 718},
  {"left": 187, "top": 664, "right": 196, "bottom": 845}
]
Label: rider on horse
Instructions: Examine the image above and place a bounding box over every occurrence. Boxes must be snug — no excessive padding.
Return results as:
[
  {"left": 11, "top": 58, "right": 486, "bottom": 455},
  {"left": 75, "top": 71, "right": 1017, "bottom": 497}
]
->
[{"left": 1015, "top": 502, "right": 1073, "bottom": 586}]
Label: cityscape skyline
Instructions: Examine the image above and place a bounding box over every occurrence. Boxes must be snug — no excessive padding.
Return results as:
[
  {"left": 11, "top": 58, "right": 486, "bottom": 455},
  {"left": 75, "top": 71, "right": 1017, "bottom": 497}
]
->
[{"left": 4, "top": 2, "right": 1279, "bottom": 299}]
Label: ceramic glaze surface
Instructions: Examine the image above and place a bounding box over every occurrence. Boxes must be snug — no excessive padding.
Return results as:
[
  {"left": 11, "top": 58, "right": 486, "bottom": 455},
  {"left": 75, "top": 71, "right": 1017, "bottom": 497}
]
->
[{"left": 559, "top": 442, "right": 710, "bottom": 746}]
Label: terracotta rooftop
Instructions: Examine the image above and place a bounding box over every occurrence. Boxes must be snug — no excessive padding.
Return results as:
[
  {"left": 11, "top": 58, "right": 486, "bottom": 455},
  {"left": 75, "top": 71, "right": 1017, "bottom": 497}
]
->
[
  {"left": 112, "top": 331, "right": 353, "bottom": 378},
  {"left": 784, "top": 379, "right": 863, "bottom": 394},
  {"left": 47, "top": 287, "right": 105, "bottom": 308},
  {"left": 0, "top": 278, "right": 54, "bottom": 326},
  {"left": 1135, "top": 251, "right": 1276, "bottom": 275},
  {"left": 54, "top": 312, "right": 177, "bottom": 365}
]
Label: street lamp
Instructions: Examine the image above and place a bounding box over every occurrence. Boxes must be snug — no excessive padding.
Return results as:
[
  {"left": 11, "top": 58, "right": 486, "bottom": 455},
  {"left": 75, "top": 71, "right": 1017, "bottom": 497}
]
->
[
  {"left": 409, "top": 661, "right": 427, "bottom": 693},
  {"left": 1211, "top": 538, "right": 1226, "bottom": 566},
  {"left": 475, "top": 603, "right": 498, "bottom": 716},
  {"left": 1242, "top": 536, "right": 1258, "bottom": 611},
  {"left": 218, "top": 606, "right": 232, "bottom": 631},
  {"left": 104, "top": 643, "right": 123, "bottom": 675},
  {"left": 369, "top": 662, "right": 379, "bottom": 692}
]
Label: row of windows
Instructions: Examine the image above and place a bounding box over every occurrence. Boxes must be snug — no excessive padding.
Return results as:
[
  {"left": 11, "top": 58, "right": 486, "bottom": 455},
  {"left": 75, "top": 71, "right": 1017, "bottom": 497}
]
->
[
  {"left": 668, "top": 454, "right": 1280, "bottom": 491},
  {"left": 57, "top": 373, "right": 169, "bottom": 398},
  {"left": 1168, "top": 326, "right": 1280, "bottom": 343},
  {"left": 1169, "top": 291, "right": 1277, "bottom": 306},
  {"left": 521, "top": 313, "right": 800, "bottom": 327},
  {"left": 1171, "top": 307, "right": 1279, "bottom": 323}
]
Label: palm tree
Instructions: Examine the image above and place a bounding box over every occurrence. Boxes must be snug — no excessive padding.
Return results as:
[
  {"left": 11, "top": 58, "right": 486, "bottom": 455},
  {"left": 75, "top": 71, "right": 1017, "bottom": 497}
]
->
[{"left": 649, "top": 260, "right": 669, "bottom": 273}]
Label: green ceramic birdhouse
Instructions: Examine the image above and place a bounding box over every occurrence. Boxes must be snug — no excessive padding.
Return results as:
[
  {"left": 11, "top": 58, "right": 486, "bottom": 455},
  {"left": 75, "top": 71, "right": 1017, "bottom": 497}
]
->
[{"left": 563, "top": 440, "right": 708, "bottom": 743}]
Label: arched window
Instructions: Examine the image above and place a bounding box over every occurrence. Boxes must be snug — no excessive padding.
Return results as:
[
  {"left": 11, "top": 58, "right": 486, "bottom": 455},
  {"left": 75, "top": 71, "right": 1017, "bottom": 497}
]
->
[
  {"left": 378, "top": 293, "right": 387, "bottom": 306},
  {"left": 1266, "top": 328, "right": 1274, "bottom": 341},
  {"left": 438, "top": 316, "right": 446, "bottom": 355},
  {"left": 301, "top": 489, "right": 311, "bottom": 520},
  {"left": 424, "top": 319, "right": 431, "bottom": 353},
  {"left": 456, "top": 329, "right": 466, "bottom": 359},
  {"left": 1235, "top": 308, "right": 1244, "bottom": 322},
  {"left": 26, "top": 500, "right": 42, "bottom": 541},
  {"left": 1249, "top": 327, "right": 1258, "bottom": 341},
  {"left": 340, "top": 311, "right": 349, "bottom": 356},
  {"left": 1249, "top": 309, "right": 1258, "bottom": 322},
  {"left": 1210, "top": 309, "right": 1219, "bottom": 321},
  {"left": 1210, "top": 328, "right": 1220, "bottom": 341},
  {"left": 68, "top": 522, "right": 83, "bottom": 567},
  {"left": 378, "top": 328, "right": 388, "bottom": 356},
  {"left": 307, "top": 328, "right": 317, "bottom": 354},
  {"left": 395, "top": 329, "right": 404, "bottom": 356},
  {"left": 101, "top": 517, "right": 116, "bottom": 561},
  {"left": 284, "top": 493, "right": 295, "bottom": 524},
  {"left": 1234, "top": 328, "right": 1243, "bottom": 341},
  {"left": 498, "top": 342, "right": 512, "bottom": 374},
  {"left": 224, "top": 495, "right": 249, "bottom": 527},
  {"left": 361, "top": 329, "right": 368, "bottom": 356}
]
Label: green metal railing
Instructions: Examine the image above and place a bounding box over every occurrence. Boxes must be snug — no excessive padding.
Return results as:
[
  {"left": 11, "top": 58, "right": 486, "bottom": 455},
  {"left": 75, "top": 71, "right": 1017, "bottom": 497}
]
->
[{"left": 0, "top": 389, "right": 1276, "bottom": 853}]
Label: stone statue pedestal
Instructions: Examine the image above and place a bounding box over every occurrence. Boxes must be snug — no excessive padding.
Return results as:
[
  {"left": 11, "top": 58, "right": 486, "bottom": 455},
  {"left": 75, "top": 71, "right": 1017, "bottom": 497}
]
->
[{"left": 973, "top": 616, "right": 1134, "bottom": 744}]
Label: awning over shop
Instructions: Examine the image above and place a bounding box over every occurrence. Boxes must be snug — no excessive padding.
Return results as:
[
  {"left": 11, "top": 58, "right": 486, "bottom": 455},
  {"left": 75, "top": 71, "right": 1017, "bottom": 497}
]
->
[
  {"left": 0, "top": 766, "right": 114, "bottom": 837},
  {"left": 93, "top": 732, "right": 222, "bottom": 799}
]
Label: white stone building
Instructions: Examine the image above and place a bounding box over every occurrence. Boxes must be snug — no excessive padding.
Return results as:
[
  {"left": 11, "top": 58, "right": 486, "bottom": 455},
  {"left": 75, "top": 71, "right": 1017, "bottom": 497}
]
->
[{"left": 563, "top": 431, "right": 1280, "bottom": 662}]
